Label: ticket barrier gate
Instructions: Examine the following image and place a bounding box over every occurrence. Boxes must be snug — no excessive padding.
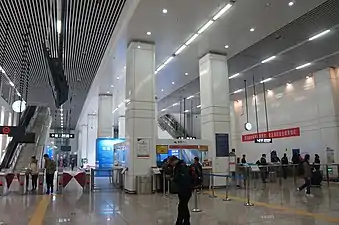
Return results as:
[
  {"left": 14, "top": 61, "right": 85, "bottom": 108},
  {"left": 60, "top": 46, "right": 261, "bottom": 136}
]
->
[
  {"left": 0, "top": 173, "right": 6, "bottom": 196},
  {"left": 37, "top": 172, "right": 45, "bottom": 195},
  {"left": 56, "top": 170, "right": 63, "bottom": 194},
  {"left": 61, "top": 171, "right": 90, "bottom": 193}
]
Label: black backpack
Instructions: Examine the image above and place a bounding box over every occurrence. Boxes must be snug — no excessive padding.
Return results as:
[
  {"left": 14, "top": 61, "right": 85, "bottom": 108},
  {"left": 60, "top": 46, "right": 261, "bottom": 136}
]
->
[
  {"left": 298, "top": 161, "right": 305, "bottom": 176},
  {"left": 189, "top": 165, "right": 202, "bottom": 187}
]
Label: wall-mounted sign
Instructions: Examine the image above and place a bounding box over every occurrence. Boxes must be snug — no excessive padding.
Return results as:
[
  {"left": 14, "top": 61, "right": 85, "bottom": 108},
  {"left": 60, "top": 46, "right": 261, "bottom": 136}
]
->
[
  {"left": 137, "top": 138, "right": 151, "bottom": 158},
  {"left": 215, "top": 133, "right": 229, "bottom": 157},
  {"left": 50, "top": 133, "right": 75, "bottom": 138},
  {"left": 156, "top": 145, "right": 168, "bottom": 154},
  {"left": 0, "top": 126, "right": 24, "bottom": 136},
  {"left": 242, "top": 127, "right": 300, "bottom": 142},
  {"left": 254, "top": 138, "right": 272, "bottom": 143}
]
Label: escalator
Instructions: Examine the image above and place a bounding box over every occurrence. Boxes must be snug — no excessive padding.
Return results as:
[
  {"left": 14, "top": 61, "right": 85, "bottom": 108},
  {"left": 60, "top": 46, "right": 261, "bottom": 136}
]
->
[
  {"left": 0, "top": 106, "right": 37, "bottom": 170},
  {"left": 158, "top": 114, "right": 189, "bottom": 138}
]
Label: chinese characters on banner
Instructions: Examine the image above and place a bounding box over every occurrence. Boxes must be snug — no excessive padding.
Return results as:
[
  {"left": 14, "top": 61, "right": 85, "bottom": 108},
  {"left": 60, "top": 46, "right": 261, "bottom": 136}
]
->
[{"left": 242, "top": 127, "right": 300, "bottom": 142}]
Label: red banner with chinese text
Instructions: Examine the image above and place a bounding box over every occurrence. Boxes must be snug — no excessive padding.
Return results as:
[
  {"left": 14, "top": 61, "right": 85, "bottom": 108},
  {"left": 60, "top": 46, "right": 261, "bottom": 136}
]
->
[{"left": 242, "top": 127, "right": 300, "bottom": 142}]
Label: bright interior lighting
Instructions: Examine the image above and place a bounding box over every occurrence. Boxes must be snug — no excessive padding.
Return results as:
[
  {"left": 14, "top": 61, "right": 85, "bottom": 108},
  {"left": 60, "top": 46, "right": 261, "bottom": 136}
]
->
[
  {"left": 250, "top": 28, "right": 255, "bottom": 32},
  {"left": 308, "top": 29, "right": 331, "bottom": 41},
  {"left": 213, "top": 3, "right": 232, "bottom": 20},
  {"left": 111, "top": 85, "right": 114, "bottom": 88},
  {"left": 57, "top": 20, "right": 62, "bottom": 34},
  {"left": 288, "top": 1, "right": 294, "bottom": 6},
  {"left": 162, "top": 8, "right": 168, "bottom": 14},
  {"left": 233, "top": 89, "right": 243, "bottom": 94},
  {"left": 229, "top": 73, "right": 240, "bottom": 79},
  {"left": 187, "top": 95, "right": 194, "bottom": 100},
  {"left": 172, "top": 103, "right": 179, "bottom": 106},
  {"left": 185, "top": 34, "right": 199, "bottom": 45},
  {"left": 156, "top": 64, "right": 166, "bottom": 73},
  {"left": 161, "top": 109, "right": 166, "bottom": 112},
  {"left": 161, "top": 89, "right": 164, "bottom": 92},
  {"left": 172, "top": 81, "right": 175, "bottom": 84},
  {"left": 225, "top": 45, "right": 229, "bottom": 49},
  {"left": 146, "top": 31, "right": 151, "bottom": 35},
  {"left": 16, "top": 92, "right": 21, "bottom": 97},
  {"left": 117, "top": 76, "right": 120, "bottom": 80},
  {"left": 185, "top": 72, "right": 188, "bottom": 76},
  {"left": 296, "top": 62, "right": 311, "bottom": 70},
  {"left": 286, "top": 82, "right": 291, "bottom": 86},
  {"left": 267, "top": 89, "right": 272, "bottom": 92},
  {"left": 306, "top": 76, "right": 310, "bottom": 79},
  {"left": 261, "top": 56, "right": 276, "bottom": 64},
  {"left": 174, "top": 45, "right": 187, "bottom": 55},
  {"left": 9, "top": 81, "right": 14, "bottom": 87},
  {"left": 260, "top": 78, "right": 272, "bottom": 83},
  {"left": 197, "top": 105, "right": 201, "bottom": 108},
  {"left": 184, "top": 110, "right": 190, "bottom": 113},
  {"left": 137, "top": 46, "right": 141, "bottom": 49},
  {"left": 164, "top": 56, "right": 174, "bottom": 65},
  {"left": 198, "top": 20, "right": 214, "bottom": 34}
]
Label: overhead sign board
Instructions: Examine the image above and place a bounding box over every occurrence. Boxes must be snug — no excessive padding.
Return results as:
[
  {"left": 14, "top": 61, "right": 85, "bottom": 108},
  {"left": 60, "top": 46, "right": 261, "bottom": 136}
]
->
[
  {"left": 49, "top": 133, "right": 74, "bottom": 138},
  {"left": 254, "top": 138, "right": 273, "bottom": 143},
  {"left": 0, "top": 126, "right": 25, "bottom": 137},
  {"left": 242, "top": 127, "right": 300, "bottom": 142}
]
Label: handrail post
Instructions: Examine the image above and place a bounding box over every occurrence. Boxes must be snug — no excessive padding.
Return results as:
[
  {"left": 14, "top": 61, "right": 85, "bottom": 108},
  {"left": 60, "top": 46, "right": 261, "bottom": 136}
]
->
[
  {"left": 244, "top": 166, "right": 254, "bottom": 206},
  {"left": 209, "top": 171, "right": 216, "bottom": 198},
  {"left": 162, "top": 173, "right": 166, "bottom": 197},
  {"left": 222, "top": 175, "right": 231, "bottom": 201},
  {"left": 326, "top": 164, "right": 330, "bottom": 187},
  {"left": 192, "top": 188, "right": 202, "bottom": 212}
]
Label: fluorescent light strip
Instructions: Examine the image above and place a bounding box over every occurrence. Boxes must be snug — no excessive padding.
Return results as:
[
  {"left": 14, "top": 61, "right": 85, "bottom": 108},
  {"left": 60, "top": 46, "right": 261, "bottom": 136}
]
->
[
  {"left": 261, "top": 56, "right": 276, "bottom": 64},
  {"left": 233, "top": 89, "right": 243, "bottom": 94},
  {"left": 213, "top": 3, "right": 232, "bottom": 20},
  {"left": 156, "top": 64, "right": 165, "bottom": 72},
  {"left": 229, "top": 73, "right": 240, "bottom": 79},
  {"left": 296, "top": 62, "right": 311, "bottom": 70},
  {"left": 198, "top": 20, "right": 214, "bottom": 34},
  {"left": 197, "top": 105, "right": 201, "bottom": 108},
  {"left": 308, "top": 29, "right": 331, "bottom": 41},
  {"left": 164, "top": 56, "right": 174, "bottom": 65},
  {"left": 260, "top": 78, "right": 272, "bottom": 83},
  {"left": 175, "top": 45, "right": 187, "bottom": 55},
  {"left": 184, "top": 110, "right": 190, "bottom": 113},
  {"left": 161, "top": 109, "right": 166, "bottom": 112},
  {"left": 185, "top": 34, "right": 199, "bottom": 45},
  {"left": 187, "top": 95, "right": 194, "bottom": 100},
  {"left": 172, "top": 103, "right": 179, "bottom": 107}
]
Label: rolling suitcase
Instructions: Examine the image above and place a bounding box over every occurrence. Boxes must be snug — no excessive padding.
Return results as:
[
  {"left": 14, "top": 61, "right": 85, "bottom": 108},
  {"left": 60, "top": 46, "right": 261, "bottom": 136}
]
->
[{"left": 311, "top": 170, "right": 322, "bottom": 186}]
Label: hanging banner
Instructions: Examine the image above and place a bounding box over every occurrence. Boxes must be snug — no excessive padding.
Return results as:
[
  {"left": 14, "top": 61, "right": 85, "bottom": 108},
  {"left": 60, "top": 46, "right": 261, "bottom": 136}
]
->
[
  {"left": 242, "top": 127, "right": 300, "bottom": 142},
  {"left": 137, "top": 138, "right": 151, "bottom": 158}
]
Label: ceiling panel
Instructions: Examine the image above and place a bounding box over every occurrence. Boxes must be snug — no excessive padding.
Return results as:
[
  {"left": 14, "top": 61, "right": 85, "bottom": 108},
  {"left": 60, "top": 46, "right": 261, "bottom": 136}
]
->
[{"left": 0, "top": 0, "right": 126, "bottom": 128}]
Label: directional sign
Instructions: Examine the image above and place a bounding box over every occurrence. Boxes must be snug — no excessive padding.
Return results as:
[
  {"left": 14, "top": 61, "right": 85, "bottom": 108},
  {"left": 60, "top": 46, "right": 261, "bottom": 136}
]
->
[
  {"left": 254, "top": 138, "right": 273, "bottom": 143},
  {"left": 0, "top": 126, "right": 25, "bottom": 137},
  {"left": 49, "top": 133, "right": 74, "bottom": 139}
]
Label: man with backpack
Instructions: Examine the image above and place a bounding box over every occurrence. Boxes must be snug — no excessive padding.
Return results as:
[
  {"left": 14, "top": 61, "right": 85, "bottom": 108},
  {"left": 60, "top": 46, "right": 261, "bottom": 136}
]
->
[
  {"left": 44, "top": 154, "right": 56, "bottom": 194},
  {"left": 191, "top": 157, "right": 203, "bottom": 189},
  {"left": 297, "top": 154, "right": 313, "bottom": 196},
  {"left": 168, "top": 156, "right": 193, "bottom": 225}
]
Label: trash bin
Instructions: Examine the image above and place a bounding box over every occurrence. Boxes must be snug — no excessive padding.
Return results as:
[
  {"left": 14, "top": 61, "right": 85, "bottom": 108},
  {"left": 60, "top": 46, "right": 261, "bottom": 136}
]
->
[{"left": 136, "top": 176, "right": 152, "bottom": 194}]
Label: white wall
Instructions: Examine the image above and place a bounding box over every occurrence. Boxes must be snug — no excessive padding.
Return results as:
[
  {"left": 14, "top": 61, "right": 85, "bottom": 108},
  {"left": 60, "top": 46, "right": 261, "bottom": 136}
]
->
[
  {"left": 157, "top": 125, "right": 173, "bottom": 139},
  {"left": 231, "top": 68, "right": 339, "bottom": 164}
]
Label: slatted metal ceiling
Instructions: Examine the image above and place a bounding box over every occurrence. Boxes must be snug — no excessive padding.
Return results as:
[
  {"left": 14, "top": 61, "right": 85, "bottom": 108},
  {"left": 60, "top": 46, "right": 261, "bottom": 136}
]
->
[{"left": 0, "top": 0, "right": 126, "bottom": 128}]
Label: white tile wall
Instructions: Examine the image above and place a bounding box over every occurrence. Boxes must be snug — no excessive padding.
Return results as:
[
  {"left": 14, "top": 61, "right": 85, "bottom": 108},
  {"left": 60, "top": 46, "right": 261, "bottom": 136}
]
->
[{"left": 231, "top": 68, "right": 339, "bottom": 164}]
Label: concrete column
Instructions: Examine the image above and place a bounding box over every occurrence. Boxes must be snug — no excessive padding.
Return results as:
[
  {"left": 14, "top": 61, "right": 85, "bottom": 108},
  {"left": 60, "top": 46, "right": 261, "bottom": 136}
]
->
[
  {"left": 118, "top": 78, "right": 126, "bottom": 138},
  {"left": 87, "top": 114, "right": 97, "bottom": 166},
  {"left": 199, "top": 53, "right": 230, "bottom": 186},
  {"left": 97, "top": 93, "right": 113, "bottom": 137},
  {"left": 124, "top": 41, "right": 156, "bottom": 192},
  {"left": 79, "top": 124, "right": 87, "bottom": 162}
]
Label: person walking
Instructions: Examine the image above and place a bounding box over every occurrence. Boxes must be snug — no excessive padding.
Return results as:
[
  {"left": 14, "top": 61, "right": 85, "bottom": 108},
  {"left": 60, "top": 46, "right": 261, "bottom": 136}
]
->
[
  {"left": 29, "top": 156, "right": 39, "bottom": 191},
  {"left": 44, "top": 154, "right": 56, "bottom": 194},
  {"left": 297, "top": 154, "right": 313, "bottom": 197},
  {"left": 281, "top": 153, "right": 289, "bottom": 179},
  {"left": 168, "top": 156, "right": 193, "bottom": 225}
]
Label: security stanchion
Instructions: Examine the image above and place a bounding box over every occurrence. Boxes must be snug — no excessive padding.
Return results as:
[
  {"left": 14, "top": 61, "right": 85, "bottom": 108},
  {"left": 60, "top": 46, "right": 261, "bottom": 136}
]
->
[
  {"left": 166, "top": 178, "right": 170, "bottom": 196},
  {"left": 222, "top": 175, "right": 231, "bottom": 201},
  {"left": 279, "top": 165, "right": 282, "bottom": 187},
  {"left": 326, "top": 164, "right": 330, "bottom": 187},
  {"left": 18, "top": 173, "right": 26, "bottom": 195},
  {"left": 37, "top": 172, "right": 45, "bottom": 195},
  {"left": 56, "top": 169, "right": 63, "bottom": 194},
  {"left": 191, "top": 188, "right": 201, "bottom": 212},
  {"left": 209, "top": 171, "right": 216, "bottom": 198},
  {"left": 244, "top": 167, "right": 253, "bottom": 206},
  {"left": 162, "top": 173, "right": 166, "bottom": 197},
  {"left": 293, "top": 164, "right": 296, "bottom": 185}
]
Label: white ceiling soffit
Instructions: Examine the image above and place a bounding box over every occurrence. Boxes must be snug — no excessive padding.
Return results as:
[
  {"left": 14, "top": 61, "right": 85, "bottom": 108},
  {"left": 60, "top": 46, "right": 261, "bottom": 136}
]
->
[{"left": 156, "top": 0, "right": 339, "bottom": 113}]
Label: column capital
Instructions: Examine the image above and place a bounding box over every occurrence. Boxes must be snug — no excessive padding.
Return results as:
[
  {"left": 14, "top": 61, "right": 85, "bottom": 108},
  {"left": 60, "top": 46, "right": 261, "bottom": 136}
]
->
[
  {"left": 199, "top": 52, "right": 227, "bottom": 63},
  {"left": 128, "top": 41, "right": 155, "bottom": 51}
]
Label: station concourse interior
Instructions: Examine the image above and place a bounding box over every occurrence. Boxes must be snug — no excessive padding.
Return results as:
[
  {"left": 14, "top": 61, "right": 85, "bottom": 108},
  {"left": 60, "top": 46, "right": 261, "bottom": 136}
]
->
[{"left": 1, "top": 0, "right": 339, "bottom": 224}]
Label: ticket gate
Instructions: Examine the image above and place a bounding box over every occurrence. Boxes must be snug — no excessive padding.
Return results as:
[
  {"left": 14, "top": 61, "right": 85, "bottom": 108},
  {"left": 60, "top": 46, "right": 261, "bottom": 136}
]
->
[{"left": 37, "top": 172, "right": 45, "bottom": 195}]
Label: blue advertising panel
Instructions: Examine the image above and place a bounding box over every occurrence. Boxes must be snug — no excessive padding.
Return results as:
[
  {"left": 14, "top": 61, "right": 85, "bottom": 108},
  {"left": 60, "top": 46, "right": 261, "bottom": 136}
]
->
[
  {"left": 215, "top": 133, "right": 229, "bottom": 157},
  {"left": 45, "top": 146, "right": 54, "bottom": 159},
  {"left": 96, "top": 138, "right": 124, "bottom": 177}
]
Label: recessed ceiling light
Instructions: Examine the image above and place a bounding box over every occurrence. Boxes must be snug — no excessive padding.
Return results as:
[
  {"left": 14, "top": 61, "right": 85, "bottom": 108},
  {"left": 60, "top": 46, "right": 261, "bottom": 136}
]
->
[
  {"left": 185, "top": 72, "right": 188, "bottom": 76},
  {"left": 225, "top": 45, "right": 229, "bottom": 49},
  {"left": 250, "top": 28, "right": 255, "bottom": 32},
  {"left": 124, "top": 66, "right": 126, "bottom": 69},
  {"left": 137, "top": 46, "right": 141, "bottom": 49},
  {"left": 111, "top": 85, "right": 114, "bottom": 88},
  {"left": 229, "top": 73, "right": 240, "bottom": 79},
  {"left": 161, "top": 89, "right": 164, "bottom": 92},
  {"left": 308, "top": 29, "right": 331, "bottom": 41},
  {"left": 286, "top": 82, "right": 291, "bottom": 86},
  {"left": 288, "top": 1, "right": 294, "bottom": 6},
  {"left": 197, "top": 105, "right": 201, "bottom": 108},
  {"left": 261, "top": 55, "right": 276, "bottom": 64},
  {"left": 146, "top": 31, "right": 151, "bottom": 35},
  {"left": 117, "top": 76, "right": 120, "bottom": 80},
  {"left": 162, "top": 8, "right": 168, "bottom": 14},
  {"left": 260, "top": 78, "right": 272, "bottom": 83},
  {"left": 107, "top": 91, "right": 110, "bottom": 94},
  {"left": 296, "top": 62, "right": 311, "bottom": 70},
  {"left": 306, "top": 76, "right": 311, "bottom": 79},
  {"left": 172, "top": 81, "right": 175, "bottom": 85}
]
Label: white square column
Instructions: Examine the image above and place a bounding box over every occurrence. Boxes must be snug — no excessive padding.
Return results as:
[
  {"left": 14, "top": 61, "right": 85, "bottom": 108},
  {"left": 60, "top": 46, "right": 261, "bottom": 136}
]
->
[
  {"left": 97, "top": 93, "right": 113, "bottom": 137},
  {"left": 87, "top": 114, "right": 97, "bottom": 166},
  {"left": 199, "top": 53, "right": 231, "bottom": 186},
  {"left": 125, "top": 42, "right": 156, "bottom": 192}
]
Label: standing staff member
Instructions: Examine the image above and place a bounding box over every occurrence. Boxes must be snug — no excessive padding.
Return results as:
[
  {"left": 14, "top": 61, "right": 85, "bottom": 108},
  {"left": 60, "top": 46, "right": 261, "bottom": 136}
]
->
[
  {"left": 44, "top": 154, "right": 56, "bottom": 195},
  {"left": 29, "top": 156, "right": 39, "bottom": 191}
]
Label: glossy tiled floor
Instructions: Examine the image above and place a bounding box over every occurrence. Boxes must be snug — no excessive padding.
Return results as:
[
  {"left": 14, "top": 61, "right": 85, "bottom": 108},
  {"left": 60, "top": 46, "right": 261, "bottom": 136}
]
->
[{"left": 1, "top": 179, "right": 339, "bottom": 224}]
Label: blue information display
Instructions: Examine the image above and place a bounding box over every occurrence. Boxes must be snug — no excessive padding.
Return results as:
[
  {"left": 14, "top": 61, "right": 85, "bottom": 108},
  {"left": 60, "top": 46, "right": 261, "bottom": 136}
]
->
[
  {"left": 96, "top": 138, "right": 124, "bottom": 177},
  {"left": 215, "top": 133, "right": 229, "bottom": 157}
]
